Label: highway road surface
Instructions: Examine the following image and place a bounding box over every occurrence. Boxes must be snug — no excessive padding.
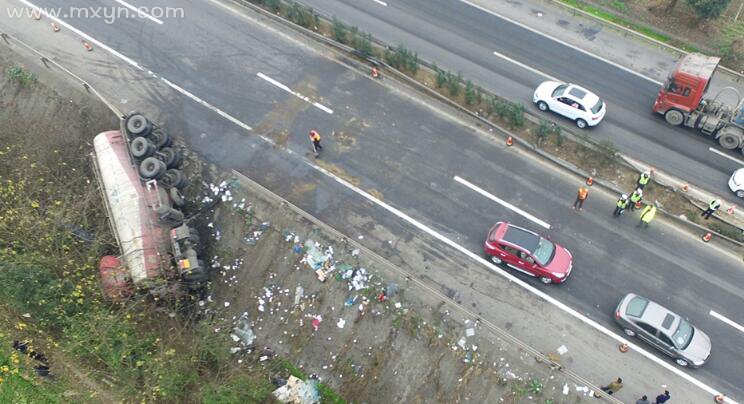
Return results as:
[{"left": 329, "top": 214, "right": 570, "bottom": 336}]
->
[{"left": 2, "top": 0, "right": 743, "bottom": 400}]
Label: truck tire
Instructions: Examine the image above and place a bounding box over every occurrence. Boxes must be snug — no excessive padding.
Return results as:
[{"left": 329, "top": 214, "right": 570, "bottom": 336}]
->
[
  {"left": 130, "top": 136, "right": 156, "bottom": 158},
  {"left": 147, "top": 128, "right": 172, "bottom": 150},
  {"left": 159, "top": 147, "right": 182, "bottom": 169},
  {"left": 188, "top": 227, "right": 200, "bottom": 245},
  {"left": 160, "top": 169, "right": 186, "bottom": 189},
  {"left": 718, "top": 131, "right": 740, "bottom": 150},
  {"left": 125, "top": 113, "right": 152, "bottom": 137},
  {"left": 664, "top": 109, "right": 684, "bottom": 126},
  {"left": 139, "top": 157, "right": 167, "bottom": 179},
  {"left": 169, "top": 187, "right": 186, "bottom": 207},
  {"left": 182, "top": 266, "right": 208, "bottom": 283}
]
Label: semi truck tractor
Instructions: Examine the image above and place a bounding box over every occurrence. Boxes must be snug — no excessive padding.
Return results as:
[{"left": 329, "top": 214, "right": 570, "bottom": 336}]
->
[
  {"left": 91, "top": 113, "right": 207, "bottom": 301},
  {"left": 652, "top": 53, "right": 744, "bottom": 152}
]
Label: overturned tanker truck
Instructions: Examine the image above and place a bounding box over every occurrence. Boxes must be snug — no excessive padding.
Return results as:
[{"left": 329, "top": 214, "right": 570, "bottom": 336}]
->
[{"left": 91, "top": 112, "right": 207, "bottom": 301}]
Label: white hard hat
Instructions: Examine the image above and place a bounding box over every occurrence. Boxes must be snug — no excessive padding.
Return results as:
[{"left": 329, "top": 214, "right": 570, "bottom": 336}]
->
[{"left": 621, "top": 194, "right": 628, "bottom": 199}]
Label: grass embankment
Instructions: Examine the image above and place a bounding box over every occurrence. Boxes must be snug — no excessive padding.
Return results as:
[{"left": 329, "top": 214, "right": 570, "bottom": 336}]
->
[{"left": 0, "top": 64, "right": 343, "bottom": 402}]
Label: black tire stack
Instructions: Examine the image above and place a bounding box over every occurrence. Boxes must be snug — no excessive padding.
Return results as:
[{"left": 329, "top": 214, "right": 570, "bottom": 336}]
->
[{"left": 123, "top": 112, "right": 187, "bottom": 190}]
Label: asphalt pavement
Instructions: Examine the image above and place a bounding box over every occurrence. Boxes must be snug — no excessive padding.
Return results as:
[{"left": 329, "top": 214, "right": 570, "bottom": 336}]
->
[
  {"left": 298, "top": 0, "right": 744, "bottom": 202},
  {"left": 2, "top": 0, "right": 744, "bottom": 400}
]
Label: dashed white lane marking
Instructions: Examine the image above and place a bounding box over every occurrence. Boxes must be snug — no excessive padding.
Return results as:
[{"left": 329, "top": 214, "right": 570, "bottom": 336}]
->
[
  {"left": 28, "top": 5, "right": 732, "bottom": 401},
  {"left": 159, "top": 78, "right": 253, "bottom": 132},
  {"left": 257, "top": 72, "right": 334, "bottom": 114},
  {"left": 18, "top": 0, "right": 144, "bottom": 71},
  {"left": 459, "top": 0, "right": 664, "bottom": 86},
  {"left": 112, "top": 0, "right": 164, "bottom": 24},
  {"left": 454, "top": 175, "right": 551, "bottom": 229},
  {"left": 710, "top": 310, "right": 744, "bottom": 335},
  {"left": 372, "top": 0, "right": 388, "bottom": 6},
  {"left": 492, "top": 50, "right": 558, "bottom": 82},
  {"left": 709, "top": 147, "right": 744, "bottom": 167}
]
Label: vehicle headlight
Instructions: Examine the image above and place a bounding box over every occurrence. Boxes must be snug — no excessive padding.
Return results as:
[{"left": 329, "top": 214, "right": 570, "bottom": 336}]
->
[{"left": 552, "top": 272, "right": 566, "bottom": 279}]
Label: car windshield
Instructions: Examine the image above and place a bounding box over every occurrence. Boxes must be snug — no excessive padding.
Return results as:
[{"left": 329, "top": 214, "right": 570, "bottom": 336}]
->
[
  {"left": 672, "top": 319, "right": 694, "bottom": 349},
  {"left": 532, "top": 237, "right": 555, "bottom": 266},
  {"left": 591, "top": 100, "right": 604, "bottom": 114},
  {"left": 551, "top": 84, "right": 567, "bottom": 98}
]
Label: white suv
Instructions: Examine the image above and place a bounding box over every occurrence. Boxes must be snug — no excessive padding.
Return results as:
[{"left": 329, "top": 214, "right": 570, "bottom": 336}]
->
[{"left": 533, "top": 81, "right": 606, "bottom": 128}]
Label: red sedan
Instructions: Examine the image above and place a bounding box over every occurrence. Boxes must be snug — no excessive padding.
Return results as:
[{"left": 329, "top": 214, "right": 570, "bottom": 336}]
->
[{"left": 484, "top": 222, "right": 573, "bottom": 284}]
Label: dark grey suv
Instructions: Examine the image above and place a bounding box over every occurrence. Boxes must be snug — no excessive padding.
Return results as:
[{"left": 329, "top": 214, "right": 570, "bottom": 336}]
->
[{"left": 614, "top": 293, "right": 711, "bottom": 367}]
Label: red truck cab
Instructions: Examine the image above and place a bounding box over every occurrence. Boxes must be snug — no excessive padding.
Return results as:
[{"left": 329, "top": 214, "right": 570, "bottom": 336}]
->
[{"left": 653, "top": 54, "right": 719, "bottom": 118}]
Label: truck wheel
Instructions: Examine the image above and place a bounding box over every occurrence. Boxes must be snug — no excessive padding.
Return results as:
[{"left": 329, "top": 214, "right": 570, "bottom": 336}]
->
[
  {"left": 125, "top": 113, "right": 152, "bottom": 137},
  {"left": 147, "top": 129, "right": 172, "bottom": 150},
  {"left": 718, "top": 133, "right": 740, "bottom": 150},
  {"left": 664, "top": 109, "right": 684, "bottom": 126},
  {"left": 160, "top": 169, "right": 186, "bottom": 189},
  {"left": 159, "top": 147, "right": 182, "bottom": 168},
  {"left": 188, "top": 228, "right": 200, "bottom": 245},
  {"left": 169, "top": 187, "right": 186, "bottom": 207},
  {"left": 182, "top": 267, "right": 208, "bottom": 283},
  {"left": 139, "top": 157, "right": 167, "bottom": 179},
  {"left": 130, "top": 136, "right": 156, "bottom": 158}
]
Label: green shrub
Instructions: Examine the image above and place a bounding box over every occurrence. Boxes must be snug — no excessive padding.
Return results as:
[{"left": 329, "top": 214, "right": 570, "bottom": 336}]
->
[
  {"left": 535, "top": 119, "right": 552, "bottom": 145},
  {"left": 493, "top": 99, "right": 510, "bottom": 119},
  {"left": 434, "top": 64, "right": 447, "bottom": 88},
  {"left": 384, "top": 45, "right": 418, "bottom": 74},
  {"left": 332, "top": 17, "right": 348, "bottom": 44},
  {"left": 464, "top": 80, "right": 476, "bottom": 105},
  {"left": 200, "top": 376, "right": 274, "bottom": 403},
  {"left": 286, "top": 2, "right": 317, "bottom": 29},
  {"left": 259, "top": 0, "right": 280, "bottom": 12},
  {"left": 708, "top": 222, "right": 744, "bottom": 242},
  {"left": 353, "top": 32, "right": 374, "bottom": 57},
  {"left": 447, "top": 72, "right": 461, "bottom": 97},
  {"left": 6, "top": 66, "right": 36, "bottom": 86},
  {"left": 508, "top": 102, "right": 525, "bottom": 128}
]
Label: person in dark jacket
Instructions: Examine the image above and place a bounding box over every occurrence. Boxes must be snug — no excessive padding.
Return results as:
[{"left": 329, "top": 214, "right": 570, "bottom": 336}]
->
[
  {"left": 636, "top": 395, "right": 650, "bottom": 404},
  {"left": 654, "top": 390, "right": 671, "bottom": 404}
]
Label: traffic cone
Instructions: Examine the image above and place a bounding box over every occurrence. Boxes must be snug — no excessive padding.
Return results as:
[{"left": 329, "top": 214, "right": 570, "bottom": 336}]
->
[
  {"left": 371, "top": 67, "right": 379, "bottom": 78},
  {"left": 635, "top": 200, "right": 642, "bottom": 209},
  {"left": 618, "top": 343, "right": 629, "bottom": 353},
  {"left": 727, "top": 206, "right": 735, "bottom": 215},
  {"left": 702, "top": 232, "right": 712, "bottom": 242},
  {"left": 83, "top": 41, "right": 93, "bottom": 51},
  {"left": 586, "top": 177, "right": 593, "bottom": 186},
  {"left": 506, "top": 136, "right": 513, "bottom": 146},
  {"left": 51, "top": 22, "right": 59, "bottom": 32},
  {"left": 681, "top": 184, "right": 689, "bottom": 192}
]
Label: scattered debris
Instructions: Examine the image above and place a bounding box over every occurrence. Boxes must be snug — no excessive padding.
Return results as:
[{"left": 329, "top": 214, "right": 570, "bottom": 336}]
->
[
  {"left": 233, "top": 314, "right": 256, "bottom": 347},
  {"left": 272, "top": 375, "right": 320, "bottom": 404}
]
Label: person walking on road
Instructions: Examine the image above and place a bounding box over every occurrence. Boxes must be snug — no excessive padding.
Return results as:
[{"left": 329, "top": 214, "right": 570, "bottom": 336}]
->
[
  {"left": 701, "top": 199, "right": 721, "bottom": 220},
  {"left": 653, "top": 390, "right": 670, "bottom": 404},
  {"left": 636, "top": 395, "right": 650, "bottom": 404},
  {"left": 629, "top": 188, "right": 643, "bottom": 211},
  {"left": 573, "top": 186, "right": 589, "bottom": 211},
  {"left": 639, "top": 204, "right": 657, "bottom": 228},
  {"left": 614, "top": 194, "right": 629, "bottom": 217},
  {"left": 637, "top": 170, "right": 651, "bottom": 190},
  {"left": 598, "top": 377, "right": 623, "bottom": 396},
  {"left": 309, "top": 130, "right": 323, "bottom": 155}
]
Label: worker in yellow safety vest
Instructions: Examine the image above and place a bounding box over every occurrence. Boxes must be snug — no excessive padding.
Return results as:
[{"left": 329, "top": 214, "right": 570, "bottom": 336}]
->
[
  {"left": 638, "top": 204, "right": 656, "bottom": 228},
  {"left": 637, "top": 171, "right": 651, "bottom": 190},
  {"left": 629, "top": 188, "right": 643, "bottom": 210}
]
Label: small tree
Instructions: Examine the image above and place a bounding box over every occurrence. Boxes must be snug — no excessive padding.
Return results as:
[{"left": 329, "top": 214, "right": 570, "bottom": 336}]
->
[
  {"left": 464, "top": 80, "right": 476, "bottom": 105},
  {"left": 447, "top": 72, "right": 461, "bottom": 97},
  {"left": 508, "top": 102, "right": 525, "bottom": 128},
  {"left": 332, "top": 17, "right": 348, "bottom": 44},
  {"left": 685, "top": 0, "right": 732, "bottom": 20},
  {"left": 434, "top": 64, "right": 447, "bottom": 88},
  {"left": 535, "top": 119, "right": 552, "bottom": 146}
]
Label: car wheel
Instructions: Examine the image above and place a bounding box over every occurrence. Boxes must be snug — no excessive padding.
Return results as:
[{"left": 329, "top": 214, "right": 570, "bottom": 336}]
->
[
  {"left": 539, "top": 276, "right": 552, "bottom": 284},
  {"left": 737, "top": 190, "right": 744, "bottom": 198},
  {"left": 623, "top": 328, "right": 636, "bottom": 337},
  {"left": 537, "top": 101, "right": 549, "bottom": 112},
  {"left": 664, "top": 109, "right": 684, "bottom": 126},
  {"left": 675, "top": 358, "right": 689, "bottom": 367},
  {"left": 490, "top": 256, "right": 502, "bottom": 265},
  {"left": 575, "top": 118, "right": 587, "bottom": 129}
]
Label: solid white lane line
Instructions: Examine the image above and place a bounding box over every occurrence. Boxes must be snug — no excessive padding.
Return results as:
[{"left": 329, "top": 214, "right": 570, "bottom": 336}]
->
[
  {"left": 18, "top": 0, "right": 144, "bottom": 71},
  {"left": 372, "top": 0, "right": 388, "bottom": 6},
  {"left": 160, "top": 78, "right": 253, "bottom": 132},
  {"left": 112, "top": 0, "right": 164, "bottom": 24},
  {"left": 454, "top": 175, "right": 551, "bottom": 229},
  {"left": 492, "top": 50, "right": 558, "bottom": 82},
  {"left": 257, "top": 72, "right": 334, "bottom": 114},
  {"left": 709, "top": 147, "right": 744, "bottom": 167},
  {"left": 710, "top": 310, "right": 744, "bottom": 335},
  {"left": 30, "top": 8, "right": 732, "bottom": 401},
  {"left": 459, "top": 0, "right": 664, "bottom": 86}
]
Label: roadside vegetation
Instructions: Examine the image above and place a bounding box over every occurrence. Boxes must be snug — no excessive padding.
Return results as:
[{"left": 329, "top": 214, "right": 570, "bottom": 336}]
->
[
  {"left": 0, "top": 64, "right": 344, "bottom": 402},
  {"left": 247, "top": 0, "right": 744, "bottom": 245}
]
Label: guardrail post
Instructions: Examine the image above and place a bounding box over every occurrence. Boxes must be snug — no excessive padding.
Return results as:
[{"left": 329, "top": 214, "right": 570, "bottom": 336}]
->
[
  {"left": 40, "top": 56, "right": 49, "bottom": 68},
  {"left": 1, "top": 33, "right": 8, "bottom": 44},
  {"left": 83, "top": 82, "right": 90, "bottom": 93}
]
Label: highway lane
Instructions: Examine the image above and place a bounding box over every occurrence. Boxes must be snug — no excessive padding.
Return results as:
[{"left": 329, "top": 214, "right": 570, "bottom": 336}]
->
[
  {"left": 298, "top": 0, "right": 744, "bottom": 199},
  {"left": 5, "top": 0, "right": 744, "bottom": 398}
]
